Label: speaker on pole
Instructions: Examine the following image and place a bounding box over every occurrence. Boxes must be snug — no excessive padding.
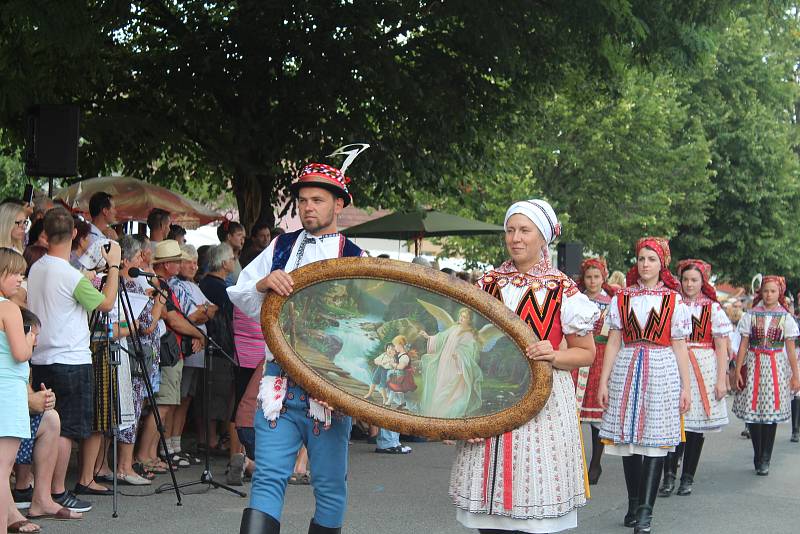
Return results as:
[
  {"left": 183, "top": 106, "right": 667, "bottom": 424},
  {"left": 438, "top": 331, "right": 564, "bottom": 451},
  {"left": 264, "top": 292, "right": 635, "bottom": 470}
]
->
[
  {"left": 24, "top": 105, "right": 80, "bottom": 177},
  {"left": 557, "top": 242, "right": 583, "bottom": 278}
]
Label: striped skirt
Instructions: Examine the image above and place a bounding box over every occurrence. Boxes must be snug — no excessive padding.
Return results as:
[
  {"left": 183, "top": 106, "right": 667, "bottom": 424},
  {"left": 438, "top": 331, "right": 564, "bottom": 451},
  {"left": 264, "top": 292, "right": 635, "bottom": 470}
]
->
[{"left": 599, "top": 343, "right": 681, "bottom": 449}]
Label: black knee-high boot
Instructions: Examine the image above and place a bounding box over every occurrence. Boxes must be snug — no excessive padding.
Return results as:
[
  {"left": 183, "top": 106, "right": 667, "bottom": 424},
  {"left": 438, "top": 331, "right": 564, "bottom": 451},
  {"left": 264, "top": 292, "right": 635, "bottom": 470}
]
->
[
  {"left": 657, "top": 442, "right": 682, "bottom": 497},
  {"left": 240, "top": 508, "right": 280, "bottom": 534},
  {"left": 758, "top": 423, "right": 778, "bottom": 476},
  {"left": 634, "top": 456, "right": 664, "bottom": 534},
  {"left": 677, "top": 432, "right": 704, "bottom": 496},
  {"left": 622, "top": 454, "right": 643, "bottom": 527},
  {"left": 791, "top": 398, "right": 800, "bottom": 442},
  {"left": 588, "top": 426, "right": 604, "bottom": 485},
  {"left": 748, "top": 423, "right": 763, "bottom": 472},
  {"left": 308, "top": 519, "right": 341, "bottom": 534}
]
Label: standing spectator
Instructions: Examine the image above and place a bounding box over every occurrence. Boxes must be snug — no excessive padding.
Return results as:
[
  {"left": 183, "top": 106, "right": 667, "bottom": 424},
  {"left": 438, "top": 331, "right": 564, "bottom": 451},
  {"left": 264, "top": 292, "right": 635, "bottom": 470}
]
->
[
  {"left": 170, "top": 244, "right": 216, "bottom": 466},
  {"left": 0, "top": 247, "right": 36, "bottom": 532},
  {"left": 137, "top": 240, "right": 205, "bottom": 468},
  {"left": 69, "top": 217, "right": 92, "bottom": 271},
  {"left": 0, "top": 202, "right": 28, "bottom": 252},
  {"left": 240, "top": 221, "right": 271, "bottom": 268},
  {"left": 216, "top": 221, "right": 245, "bottom": 284},
  {"left": 28, "top": 206, "right": 121, "bottom": 508},
  {"left": 87, "top": 192, "right": 118, "bottom": 243},
  {"left": 167, "top": 224, "right": 187, "bottom": 246},
  {"left": 147, "top": 208, "right": 171, "bottom": 248},
  {"left": 198, "top": 243, "right": 239, "bottom": 469},
  {"left": 31, "top": 197, "right": 54, "bottom": 222}
]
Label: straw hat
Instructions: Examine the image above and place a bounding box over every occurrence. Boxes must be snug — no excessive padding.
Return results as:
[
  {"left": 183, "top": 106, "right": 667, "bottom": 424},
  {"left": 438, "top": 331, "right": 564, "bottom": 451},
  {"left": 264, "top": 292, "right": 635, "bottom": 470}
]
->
[{"left": 153, "top": 239, "right": 183, "bottom": 264}]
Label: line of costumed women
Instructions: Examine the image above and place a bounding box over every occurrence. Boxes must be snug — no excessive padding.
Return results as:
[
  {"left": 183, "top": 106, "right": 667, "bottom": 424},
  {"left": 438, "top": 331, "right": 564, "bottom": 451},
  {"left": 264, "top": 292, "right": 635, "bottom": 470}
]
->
[
  {"left": 597, "top": 237, "right": 692, "bottom": 534},
  {"left": 732, "top": 275, "right": 800, "bottom": 476},
  {"left": 658, "top": 259, "right": 731, "bottom": 498},
  {"left": 449, "top": 199, "right": 599, "bottom": 534},
  {"left": 572, "top": 257, "right": 615, "bottom": 485}
]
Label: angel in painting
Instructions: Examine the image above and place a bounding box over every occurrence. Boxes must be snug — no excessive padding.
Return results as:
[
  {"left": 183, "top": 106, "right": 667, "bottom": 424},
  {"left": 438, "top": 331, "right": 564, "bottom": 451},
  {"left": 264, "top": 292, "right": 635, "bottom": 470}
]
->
[{"left": 417, "top": 300, "right": 502, "bottom": 418}]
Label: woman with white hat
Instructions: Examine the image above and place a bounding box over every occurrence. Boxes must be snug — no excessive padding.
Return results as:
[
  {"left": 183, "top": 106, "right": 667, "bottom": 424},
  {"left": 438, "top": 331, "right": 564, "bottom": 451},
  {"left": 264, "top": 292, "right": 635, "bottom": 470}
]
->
[{"left": 449, "top": 199, "right": 598, "bottom": 533}]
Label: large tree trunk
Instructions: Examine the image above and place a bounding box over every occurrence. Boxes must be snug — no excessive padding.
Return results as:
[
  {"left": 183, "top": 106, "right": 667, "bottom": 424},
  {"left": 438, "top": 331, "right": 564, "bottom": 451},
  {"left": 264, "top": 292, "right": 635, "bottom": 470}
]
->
[{"left": 232, "top": 169, "right": 275, "bottom": 231}]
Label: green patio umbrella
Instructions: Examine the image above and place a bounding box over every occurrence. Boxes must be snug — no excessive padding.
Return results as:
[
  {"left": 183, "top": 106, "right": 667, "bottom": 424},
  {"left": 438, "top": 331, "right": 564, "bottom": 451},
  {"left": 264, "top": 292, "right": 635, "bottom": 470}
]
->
[{"left": 342, "top": 209, "right": 504, "bottom": 255}]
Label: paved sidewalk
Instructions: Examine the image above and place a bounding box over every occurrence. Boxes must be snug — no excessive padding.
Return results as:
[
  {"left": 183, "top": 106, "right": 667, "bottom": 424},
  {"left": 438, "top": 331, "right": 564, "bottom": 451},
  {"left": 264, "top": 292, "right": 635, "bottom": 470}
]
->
[{"left": 48, "top": 411, "right": 800, "bottom": 533}]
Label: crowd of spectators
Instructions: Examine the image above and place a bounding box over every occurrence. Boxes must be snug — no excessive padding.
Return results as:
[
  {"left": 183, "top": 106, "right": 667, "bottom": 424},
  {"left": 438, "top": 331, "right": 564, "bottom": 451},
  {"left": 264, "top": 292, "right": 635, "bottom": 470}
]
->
[{"left": 0, "top": 191, "right": 286, "bottom": 533}]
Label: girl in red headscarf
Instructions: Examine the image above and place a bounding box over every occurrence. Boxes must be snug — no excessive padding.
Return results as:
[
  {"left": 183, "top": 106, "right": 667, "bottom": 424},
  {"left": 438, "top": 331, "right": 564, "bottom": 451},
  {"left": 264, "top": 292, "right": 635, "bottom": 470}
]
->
[
  {"left": 732, "top": 275, "right": 800, "bottom": 476},
  {"left": 573, "top": 257, "right": 615, "bottom": 485},
  {"left": 597, "top": 237, "right": 692, "bottom": 534},
  {"left": 658, "top": 260, "right": 732, "bottom": 499}
]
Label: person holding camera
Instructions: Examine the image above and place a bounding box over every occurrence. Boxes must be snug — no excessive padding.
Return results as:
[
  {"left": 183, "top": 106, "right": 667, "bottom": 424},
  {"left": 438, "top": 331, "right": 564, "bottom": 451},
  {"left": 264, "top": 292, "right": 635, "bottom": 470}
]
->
[{"left": 27, "top": 207, "right": 122, "bottom": 510}]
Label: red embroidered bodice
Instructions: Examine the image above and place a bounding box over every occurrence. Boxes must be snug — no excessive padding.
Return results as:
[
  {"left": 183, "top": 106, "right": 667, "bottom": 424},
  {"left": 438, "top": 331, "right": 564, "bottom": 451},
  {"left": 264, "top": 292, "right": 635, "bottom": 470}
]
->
[
  {"left": 688, "top": 303, "right": 713, "bottom": 344},
  {"left": 617, "top": 289, "right": 676, "bottom": 346}
]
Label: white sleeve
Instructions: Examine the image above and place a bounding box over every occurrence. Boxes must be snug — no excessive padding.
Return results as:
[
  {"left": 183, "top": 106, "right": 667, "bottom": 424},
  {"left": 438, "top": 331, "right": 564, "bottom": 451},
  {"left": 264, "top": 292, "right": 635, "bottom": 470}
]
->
[
  {"left": 784, "top": 314, "right": 799, "bottom": 339},
  {"left": 226, "top": 241, "right": 276, "bottom": 320},
  {"left": 606, "top": 295, "right": 621, "bottom": 330},
  {"left": 561, "top": 290, "right": 600, "bottom": 336},
  {"left": 670, "top": 295, "right": 692, "bottom": 339},
  {"left": 737, "top": 312, "right": 752, "bottom": 337},
  {"left": 711, "top": 302, "right": 733, "bottom": 337}
]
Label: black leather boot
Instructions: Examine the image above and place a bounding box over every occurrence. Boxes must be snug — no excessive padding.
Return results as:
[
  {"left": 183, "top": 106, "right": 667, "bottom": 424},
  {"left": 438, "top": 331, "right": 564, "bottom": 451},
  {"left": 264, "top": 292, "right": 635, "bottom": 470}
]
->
[
  {"left": 657, "top": 442, "right": 681, "bottom": 498},
  {"left": 758, "top": 424, "right": 777, "bottom": 476},
  {"left": 634, "top": 456, "right": 664, "bottom": 534},
  {"left": 588, "top": 426, "right": 604, "bottom": 485},
  {"left": 791, "top": 398, "right": 800, "bottom": 442},
  {"left": 677, "top": 432, "right": 704, "bottom": 496},
  {"left": 308, "top": 519, "right": 341, "bottom": 534},
  {"left": 748, "top": 423, "right": 763, "bottom": 472},
  {"left": 240, "top": 508, "right": 280, "bottom": 534},
  {"left": 622, "top": 454, "right": 642, "bottom": 527}
]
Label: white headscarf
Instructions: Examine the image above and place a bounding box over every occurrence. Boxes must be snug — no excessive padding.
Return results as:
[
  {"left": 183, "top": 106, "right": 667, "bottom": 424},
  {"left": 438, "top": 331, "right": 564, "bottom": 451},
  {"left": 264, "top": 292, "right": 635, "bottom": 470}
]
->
[{"left": 503, "top": 199, "right": 561, "bottom": 244}]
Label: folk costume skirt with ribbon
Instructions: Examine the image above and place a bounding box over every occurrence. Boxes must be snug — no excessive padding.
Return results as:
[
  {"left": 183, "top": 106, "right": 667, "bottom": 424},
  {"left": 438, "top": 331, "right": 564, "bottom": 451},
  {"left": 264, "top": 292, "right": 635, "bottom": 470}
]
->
[
  {"left": 599, "top": 342, "right": 681, "bottom": 457},
  {"left": 684, "top": 342, "right": 729, "bottom": 433},
  {"left": 732, "top": 346, "right": 792, "bottom": 424},
  {"left": 449, "top": 369, "right": 586, "bottom": 530}
]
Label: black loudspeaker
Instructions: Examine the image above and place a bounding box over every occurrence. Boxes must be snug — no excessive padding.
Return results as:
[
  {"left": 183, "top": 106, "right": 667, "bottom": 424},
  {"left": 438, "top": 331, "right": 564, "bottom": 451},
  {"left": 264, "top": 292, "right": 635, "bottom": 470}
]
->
[
  {"left": 557, "top": 241, "right": 583, "bottom": 277},
  {"left": 24, "top": 105, "right": 80, "bottom": 177}
]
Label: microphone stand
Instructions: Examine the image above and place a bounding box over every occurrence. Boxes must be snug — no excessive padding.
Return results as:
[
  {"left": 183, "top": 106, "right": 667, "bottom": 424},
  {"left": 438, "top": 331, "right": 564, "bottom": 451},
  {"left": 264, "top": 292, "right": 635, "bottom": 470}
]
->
[{"left": 147, "top": 278, "right": 247, "bottom": 498}]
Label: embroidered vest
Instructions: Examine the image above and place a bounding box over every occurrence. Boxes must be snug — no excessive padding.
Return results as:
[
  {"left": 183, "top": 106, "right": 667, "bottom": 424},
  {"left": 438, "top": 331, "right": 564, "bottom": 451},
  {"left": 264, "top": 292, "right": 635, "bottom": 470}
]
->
[
  {"left": 688, "top": 304, "right": 713, "bottom": 344},
  {"left": 482, "top": 278, "right": 564, "bottom": 350},
  {"left": 618, "top": 291, "right": 676, "bottom": 346},
  {"left": 270, "top": 229, "right": 362, "bottom": 273}
]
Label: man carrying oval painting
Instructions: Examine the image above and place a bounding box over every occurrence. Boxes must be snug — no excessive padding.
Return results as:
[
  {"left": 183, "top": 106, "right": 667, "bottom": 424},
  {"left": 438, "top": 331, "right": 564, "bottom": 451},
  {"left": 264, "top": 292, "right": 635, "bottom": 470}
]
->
[{"left": 228, "top": 162, "right": 365, "bottom": 534}]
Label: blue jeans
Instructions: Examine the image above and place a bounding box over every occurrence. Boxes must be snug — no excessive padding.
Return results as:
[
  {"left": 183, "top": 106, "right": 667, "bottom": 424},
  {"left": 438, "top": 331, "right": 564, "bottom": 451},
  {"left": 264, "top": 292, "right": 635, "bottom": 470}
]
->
[
  {"left": 249, "top": 384, "right": 352, "bottom": 528},
  {"left": 376, "top": 428, "right": 400, "bottom": 449}
]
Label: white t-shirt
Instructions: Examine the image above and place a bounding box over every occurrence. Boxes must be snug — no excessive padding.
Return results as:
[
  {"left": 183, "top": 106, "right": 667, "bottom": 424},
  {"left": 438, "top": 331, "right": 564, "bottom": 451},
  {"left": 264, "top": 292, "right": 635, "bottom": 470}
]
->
[{"left": 28, "top": 255, "right": 102, "bottom": 365}]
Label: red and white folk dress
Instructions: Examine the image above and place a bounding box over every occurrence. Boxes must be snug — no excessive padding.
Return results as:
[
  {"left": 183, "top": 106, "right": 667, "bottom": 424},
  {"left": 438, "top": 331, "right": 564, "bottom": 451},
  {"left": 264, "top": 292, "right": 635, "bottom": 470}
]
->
[
  {"left": 573, "top": 291, "right": 612, "bottom": 425},
  {"left": 599, "top": 282, "right": 691, "bottom": 456},
  {"left": 683, "top": 296, "right": 732, "bottom": 432},
  {"left": 449, "top": 259, "right": 599, "bottom": 533}
]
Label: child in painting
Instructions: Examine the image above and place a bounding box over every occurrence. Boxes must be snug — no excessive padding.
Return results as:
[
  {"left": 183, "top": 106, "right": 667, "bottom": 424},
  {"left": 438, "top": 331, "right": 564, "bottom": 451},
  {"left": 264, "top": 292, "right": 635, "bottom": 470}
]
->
[
  {"left": 364, "top": 343, "right": 396, "bottom": 404},
  {"left": 386, "top": 335, "right": 412, "bottom": 408}
]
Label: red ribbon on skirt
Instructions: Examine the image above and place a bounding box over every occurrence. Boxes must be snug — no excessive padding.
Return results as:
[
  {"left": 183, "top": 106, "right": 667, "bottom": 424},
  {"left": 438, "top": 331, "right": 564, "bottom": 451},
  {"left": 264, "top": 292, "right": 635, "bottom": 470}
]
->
[
  {"left": 687, "top": 345, "right": 712, "bottom": 418},
  {"left": 751, "top": 348, "right": 782, "bottom": 412},
  {"left": 481, "top": 432, "right": 515, "bottom": 511}
]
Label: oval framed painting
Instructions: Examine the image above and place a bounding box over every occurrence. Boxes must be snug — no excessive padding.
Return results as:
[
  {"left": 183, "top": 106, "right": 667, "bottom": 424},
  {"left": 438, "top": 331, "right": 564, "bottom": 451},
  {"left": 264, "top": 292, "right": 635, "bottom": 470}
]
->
[{"left": 261, "top": 257, "right": 553, "bottom": 440}]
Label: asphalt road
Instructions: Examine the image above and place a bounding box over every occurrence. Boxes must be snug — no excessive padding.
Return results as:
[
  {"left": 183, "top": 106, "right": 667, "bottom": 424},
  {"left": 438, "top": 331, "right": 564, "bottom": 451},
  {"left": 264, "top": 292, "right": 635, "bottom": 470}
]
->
[{"left": 49, "top": 407, "right": 800, "bottom": 533}]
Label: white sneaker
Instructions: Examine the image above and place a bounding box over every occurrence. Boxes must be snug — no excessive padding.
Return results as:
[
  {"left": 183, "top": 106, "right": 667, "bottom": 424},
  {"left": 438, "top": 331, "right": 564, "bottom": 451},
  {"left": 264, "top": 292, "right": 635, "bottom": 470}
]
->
[{"left": 119, "top": 472, "right": 152, "bottom": 486}]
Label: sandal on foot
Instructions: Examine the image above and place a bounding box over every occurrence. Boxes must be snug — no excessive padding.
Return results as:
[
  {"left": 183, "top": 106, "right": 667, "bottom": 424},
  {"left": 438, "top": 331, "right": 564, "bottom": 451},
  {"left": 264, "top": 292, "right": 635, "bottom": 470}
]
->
[
  {"left": 28, "top": 506, "right": 82, "bottom": 521},
  {"left": 288, "top": 472, "right": 311, "bottom": 485},
  {"left": 8, "top": 520, "right": 41, "bottom": 533}
]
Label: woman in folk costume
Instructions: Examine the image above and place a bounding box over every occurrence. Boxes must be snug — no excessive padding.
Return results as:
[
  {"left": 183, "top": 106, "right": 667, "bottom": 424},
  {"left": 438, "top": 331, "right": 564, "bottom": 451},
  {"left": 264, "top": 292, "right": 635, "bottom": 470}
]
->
[
  {"left": 732, "top": 275, "right": 800, "bottom": 475},
  {"left": 450, "top": 199, "right": 599, "bottom": 534},
  {"left": 572, "top": 257, "right": 615, "bottom": 485},
  {"left": 658, "top": 259, "right": 731, "bottom": 498},
  {"left": 597, "top": 237, "right": 692, "bottom": 534}
]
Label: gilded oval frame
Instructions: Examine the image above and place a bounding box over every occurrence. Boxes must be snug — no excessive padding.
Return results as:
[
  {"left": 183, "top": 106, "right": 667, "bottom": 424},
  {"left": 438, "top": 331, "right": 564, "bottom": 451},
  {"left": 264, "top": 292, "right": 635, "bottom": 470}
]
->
[{"left": 261, "top": 257, "right": 553, "bottom": 440}]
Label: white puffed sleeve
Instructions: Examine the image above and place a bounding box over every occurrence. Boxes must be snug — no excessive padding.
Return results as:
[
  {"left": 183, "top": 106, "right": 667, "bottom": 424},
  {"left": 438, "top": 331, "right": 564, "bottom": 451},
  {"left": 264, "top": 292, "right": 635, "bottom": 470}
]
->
[
  {"left": 226, "top": 240, "right": 276, "bottom": 320},
  {"left": 711, "top": 301, "right": 733, "bottom": 337},
  {"left": 561, "top": 290, "right": 600, "bottom": 336},
  {"left": 783, "top": 313, "right": 799, "bottom": 340},
  {"left": 606, "top": 295, "right": 621, "bottom": 330},
  {"left": 737, "top": 311, "right": 752, "bottom": 337},
  {"left": 670, "top": 294, "right": 692, "bottom": 339}
]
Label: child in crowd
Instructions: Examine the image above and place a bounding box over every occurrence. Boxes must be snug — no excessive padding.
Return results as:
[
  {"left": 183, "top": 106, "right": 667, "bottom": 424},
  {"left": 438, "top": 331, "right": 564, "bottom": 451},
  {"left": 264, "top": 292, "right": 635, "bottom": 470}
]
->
[{"left": 0, "top": 247, "right": 36, "bottom": 533}]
